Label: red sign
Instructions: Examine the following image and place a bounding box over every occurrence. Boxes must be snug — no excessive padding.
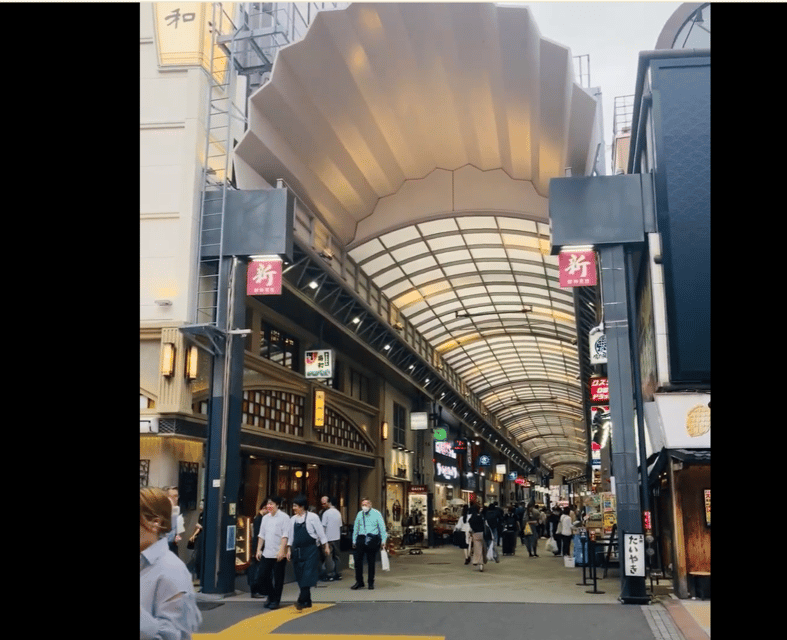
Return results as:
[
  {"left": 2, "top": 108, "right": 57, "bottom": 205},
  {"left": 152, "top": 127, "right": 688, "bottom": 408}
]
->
[
  {"left": 643, "top": 511, "right": 652, "bottom": 532},
  {"left": 559, "top": 250, "right": 597, "bottom": 288},
  {"left": 515, "top": 477, "right": 526, "bottom": 485},
  {"left": 247, "top": 258, "right": 282, "bottom": 296},
  {"left": 590, "top": 377, "right": 609, "bottom": 402}
]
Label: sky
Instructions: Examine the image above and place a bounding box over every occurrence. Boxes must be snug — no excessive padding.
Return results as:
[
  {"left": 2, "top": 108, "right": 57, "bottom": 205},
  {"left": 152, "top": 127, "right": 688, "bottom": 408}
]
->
[{"left": 517, "top": 1, "right": 684, "bottom": 172}]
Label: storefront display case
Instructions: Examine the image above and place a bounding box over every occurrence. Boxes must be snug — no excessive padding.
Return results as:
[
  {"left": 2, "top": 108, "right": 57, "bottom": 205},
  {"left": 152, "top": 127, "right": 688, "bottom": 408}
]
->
[
  {"left": 235, "top": 515, "right": 251, "bottom": 573},
  {"left": 405, "top": 489, "right": 428, "bottom": 546}
]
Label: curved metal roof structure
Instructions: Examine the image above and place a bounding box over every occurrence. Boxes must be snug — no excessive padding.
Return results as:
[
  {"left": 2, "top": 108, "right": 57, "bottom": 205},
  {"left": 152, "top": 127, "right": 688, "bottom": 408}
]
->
[{"left": 235, "top": 2, "right": 602, "bottom": 477}]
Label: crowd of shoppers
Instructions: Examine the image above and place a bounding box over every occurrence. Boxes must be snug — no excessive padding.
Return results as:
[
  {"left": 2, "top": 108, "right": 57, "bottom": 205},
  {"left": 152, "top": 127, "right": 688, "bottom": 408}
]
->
[
  {"left": 454, "top": 500, "right": 584, "bottom": 571},
  {"left": 143, "top": 483, "right": 590, "bottom": 639}
]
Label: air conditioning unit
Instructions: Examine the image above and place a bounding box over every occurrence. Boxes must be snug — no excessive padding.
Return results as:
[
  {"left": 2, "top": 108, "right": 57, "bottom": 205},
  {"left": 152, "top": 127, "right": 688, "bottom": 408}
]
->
[{"left": 140, "top": 418, "right": 159, "bottom": 433}]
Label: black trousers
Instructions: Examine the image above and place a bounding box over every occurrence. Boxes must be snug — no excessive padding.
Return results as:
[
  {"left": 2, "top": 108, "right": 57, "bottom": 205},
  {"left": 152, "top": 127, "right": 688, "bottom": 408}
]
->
[
  {"left": 259, "top": 557, "right": 287, "bottom": 604},
  {"left": 353, "top": 536, "right": 379, "bottom": 585}
]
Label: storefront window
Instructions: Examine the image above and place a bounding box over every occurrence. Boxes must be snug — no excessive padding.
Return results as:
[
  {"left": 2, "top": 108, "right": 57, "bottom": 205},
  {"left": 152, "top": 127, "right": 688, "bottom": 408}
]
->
[
  {"left": 393, "top": 402, "right": 406, "bottom": 448},
  {"left": 259, "top": 320, "right": 299, "bottom": 371}
]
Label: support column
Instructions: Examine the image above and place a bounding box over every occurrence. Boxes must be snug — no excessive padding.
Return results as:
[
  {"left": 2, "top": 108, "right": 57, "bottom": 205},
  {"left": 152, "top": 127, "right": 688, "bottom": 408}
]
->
[
  {"left": 200, "top": 256, "right": 247, "bottom": 595},
  {"left": 597, "top": 245, "right": 648, "bottom": 603}
]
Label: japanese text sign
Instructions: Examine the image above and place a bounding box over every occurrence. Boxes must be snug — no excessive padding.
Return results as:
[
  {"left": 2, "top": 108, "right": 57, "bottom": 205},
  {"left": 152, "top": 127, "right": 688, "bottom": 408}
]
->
[
  {"left": 590, "top": 377, "right": 609, "bottom": 402},
  {"left": 247, "top": 258, "right": 282, "bottom": 296},
  {"left": 559, "top": 249, "right": 597, "bottom": 288},
  {"left": 305, "top": 350, "right": 333, "bottom": 379},
  {"left": 624, "top": 534, "right": 645, "bottom": 577}
]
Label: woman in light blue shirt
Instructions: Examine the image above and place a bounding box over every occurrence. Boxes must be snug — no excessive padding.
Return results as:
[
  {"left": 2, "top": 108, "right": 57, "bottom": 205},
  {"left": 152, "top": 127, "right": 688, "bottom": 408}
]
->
[{"left": 140, "top": 487, "right": 202, "bottom": 640}]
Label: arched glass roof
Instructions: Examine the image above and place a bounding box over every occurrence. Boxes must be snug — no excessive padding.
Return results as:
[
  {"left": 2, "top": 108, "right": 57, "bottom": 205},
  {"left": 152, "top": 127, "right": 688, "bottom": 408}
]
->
[{"left": 235, "top": 2, "right": 601, "bottom": 476}]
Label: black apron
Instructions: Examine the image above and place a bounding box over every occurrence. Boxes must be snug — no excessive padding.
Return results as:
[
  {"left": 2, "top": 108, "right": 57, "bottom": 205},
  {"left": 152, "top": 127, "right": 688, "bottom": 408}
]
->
[{"left": 292, "top": 519, "right": 320, "bottom": 588}]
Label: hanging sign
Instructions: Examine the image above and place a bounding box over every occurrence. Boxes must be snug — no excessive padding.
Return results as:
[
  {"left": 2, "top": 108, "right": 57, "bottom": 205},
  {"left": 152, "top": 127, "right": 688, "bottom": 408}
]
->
[
  {"left": 478, "top": 455, "right": 491, "bottom": 467},
  {"left": 410, "top": 412, "right": 428, "bottom": 430},
  {"left": 590, "top": 378, "right": 609, "bottom": 402},
  {"left": 453, "top": 438, "right": 468, "bottom": 451},
  {"left": 305, "top": 350, "right": 333, "bottom": 379},
  {"left": 589, "top": 323, "right": 607, "bottom": 364},
  {"left": 559, "top": 249, "right": 597, "bottom": 288},
  {"left": 247, "top": 257, "right": 283, "bottom": 296}
]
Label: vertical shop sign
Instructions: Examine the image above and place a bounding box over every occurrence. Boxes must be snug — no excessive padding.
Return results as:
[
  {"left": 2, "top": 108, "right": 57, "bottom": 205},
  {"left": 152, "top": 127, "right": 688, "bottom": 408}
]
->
[
  {"left": 624, "top": 533, "right": 645, "bottom": 577},
  {"left": 314, "top": 389, "right": 325, "bottom": 429}
]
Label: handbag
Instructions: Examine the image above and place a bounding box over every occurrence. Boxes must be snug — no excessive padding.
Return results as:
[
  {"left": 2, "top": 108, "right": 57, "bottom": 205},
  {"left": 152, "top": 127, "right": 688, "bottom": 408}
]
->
[
  {"left": 523, "top": 523, "right": 532, "bottom": 536},
  {"left": 380, "top": 549, "right": 390, "bottom": 571}
]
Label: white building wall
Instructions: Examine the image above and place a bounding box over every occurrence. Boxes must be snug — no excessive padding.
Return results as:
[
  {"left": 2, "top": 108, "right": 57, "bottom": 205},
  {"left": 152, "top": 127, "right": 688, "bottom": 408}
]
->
[{"left": 140, "top": 2, "right": 207, "bottom": 325}]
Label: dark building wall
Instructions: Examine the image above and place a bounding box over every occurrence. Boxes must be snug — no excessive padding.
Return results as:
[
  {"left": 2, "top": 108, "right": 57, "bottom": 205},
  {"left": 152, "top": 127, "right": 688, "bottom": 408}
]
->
[{"left": 650, "top": 57, "right": 710, "bottom": 384}]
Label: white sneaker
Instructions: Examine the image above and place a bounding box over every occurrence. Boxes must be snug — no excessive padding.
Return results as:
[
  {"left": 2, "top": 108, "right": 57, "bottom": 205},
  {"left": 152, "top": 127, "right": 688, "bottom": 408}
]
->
[{"left": 479, "top": 564, "right": 483, "bottom": 571}]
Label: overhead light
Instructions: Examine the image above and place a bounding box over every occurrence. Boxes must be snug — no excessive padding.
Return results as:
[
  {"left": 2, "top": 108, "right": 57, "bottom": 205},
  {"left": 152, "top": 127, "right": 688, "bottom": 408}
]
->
[
  {"left": 383, "top": 344, "right": 391, "bottom": 350},
  {"left": 308, "top": 281, "right": 318, "bottom": 289},
  {"left": 352, "top": 317, "right": 361, "bottom": 324},
  {"left": 381, "top": 421, "right": 389, "bottom": 440}
]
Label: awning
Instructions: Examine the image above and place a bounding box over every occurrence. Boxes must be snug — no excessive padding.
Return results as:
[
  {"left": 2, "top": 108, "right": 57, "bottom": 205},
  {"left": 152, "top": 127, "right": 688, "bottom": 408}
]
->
[{"left": 647, "top": 448, "right": 711, "bottom": 486}]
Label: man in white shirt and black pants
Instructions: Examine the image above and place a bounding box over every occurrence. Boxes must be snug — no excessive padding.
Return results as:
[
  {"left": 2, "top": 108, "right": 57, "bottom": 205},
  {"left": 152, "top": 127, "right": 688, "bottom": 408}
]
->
[{"left": 320, "top": 495, "right": 343, "bottom": 581}]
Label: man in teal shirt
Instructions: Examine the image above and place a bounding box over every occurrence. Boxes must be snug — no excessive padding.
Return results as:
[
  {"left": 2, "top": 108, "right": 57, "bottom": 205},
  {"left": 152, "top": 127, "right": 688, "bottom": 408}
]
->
[{"left": 350, "top": 497, "right": 387, "bottom": 590}]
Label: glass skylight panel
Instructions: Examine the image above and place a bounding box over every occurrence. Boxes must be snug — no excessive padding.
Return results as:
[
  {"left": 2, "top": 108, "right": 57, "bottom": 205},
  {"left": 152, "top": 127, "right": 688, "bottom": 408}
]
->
[
  {"left": 380, "top": 226, "right": 419, "bottom": 248},
  {"left": 457, "top": 216, "right": 499, "bottom": 230}
]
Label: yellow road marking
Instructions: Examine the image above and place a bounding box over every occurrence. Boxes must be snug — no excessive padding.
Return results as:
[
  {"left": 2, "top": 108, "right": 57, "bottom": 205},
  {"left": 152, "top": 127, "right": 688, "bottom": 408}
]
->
[{"left": 193, "top": 603, "right": 444, "bottom": 639}]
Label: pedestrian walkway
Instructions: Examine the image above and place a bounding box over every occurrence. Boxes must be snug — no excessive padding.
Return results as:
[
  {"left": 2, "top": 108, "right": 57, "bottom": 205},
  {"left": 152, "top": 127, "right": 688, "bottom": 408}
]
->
[{"left": 198, "top": 542, "right": 708, "bottom": 638}]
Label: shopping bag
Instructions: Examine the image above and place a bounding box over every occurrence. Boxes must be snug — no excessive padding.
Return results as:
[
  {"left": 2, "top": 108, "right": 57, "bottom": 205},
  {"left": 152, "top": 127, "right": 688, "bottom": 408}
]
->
[
  {"left": 486, "top": 542, "right": 495, "bottom": 562},
  {"left": 380, "top": 549, "right": 390, "bottom": 571},
  {"left": 348, "top": 554, "right": 355, "bottom": 569},
  {"left": 546, "top": 536, "right": 558, "bottom": 554}
]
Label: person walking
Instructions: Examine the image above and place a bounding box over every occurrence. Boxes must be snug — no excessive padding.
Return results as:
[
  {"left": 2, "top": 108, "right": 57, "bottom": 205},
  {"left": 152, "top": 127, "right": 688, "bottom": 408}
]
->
[
  {"left": 286, "top": 495, "right": 330, "bottom": 611},
  {"left": 164, "top": 486, "right": 186, "bottom": 557},
  {"left": 483, "top": 510, "right": 499, "bottom": 564},
  {"left": 501, "top": 506, "right": 520, "bottom": 555},
  {"left": 140, "top": 487, "right": 202, "bottom": 640},
  {"left": 558, "top": 506, "right": 574, "bottom": 557},
  {"left": 186, "top": 499, "right": 204, "bottom": 585},
  {"left": 254, "top": 496, "right": 290, "bottom": 609},
  {"left": 320, "top": 495, "right": 343, "bottom": 581},
  {"left": 351, "top": 497, "right": 387, "bottom": 590},
  {"left": 522, "top": 504, "right": 540, "bottom": 557},
  {"left": 467, "top": 505, "right": 486, "bottom": 571},
  {"left": 548, "top": 507, "right": 562, "bottom": 556},
  {"left": 455, "top": 505, "right": 472, "bottom": 565}
]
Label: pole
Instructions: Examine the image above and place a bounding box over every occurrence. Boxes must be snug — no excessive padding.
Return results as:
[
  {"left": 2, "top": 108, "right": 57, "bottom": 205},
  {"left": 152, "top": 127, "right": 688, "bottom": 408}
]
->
[
  {"left": 597, "top": 245, "right": 648, "bottom": 603},
  {"left": 200, "top": 256, "right": 247, "bottom": 595},
  {"left": 625, "top": 248, "right": 652, "bottom": 524}
]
